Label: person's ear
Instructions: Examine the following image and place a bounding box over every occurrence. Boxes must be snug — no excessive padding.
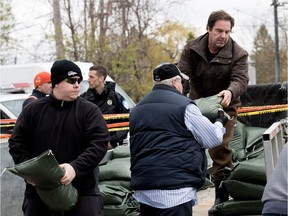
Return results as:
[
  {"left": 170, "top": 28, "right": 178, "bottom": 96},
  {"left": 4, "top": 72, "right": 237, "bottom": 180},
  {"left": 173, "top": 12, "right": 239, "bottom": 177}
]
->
[
  {"left": 172, "top": 78, "right": 177, "bottom": 88},
  {"left": 100, "top": 76, "right": 105, "bottom": 82}
]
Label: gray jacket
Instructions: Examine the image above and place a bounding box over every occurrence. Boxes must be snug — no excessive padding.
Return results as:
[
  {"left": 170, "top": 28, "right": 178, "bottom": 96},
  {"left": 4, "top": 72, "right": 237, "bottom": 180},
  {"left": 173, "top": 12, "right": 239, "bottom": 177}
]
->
[{"left": 262, "top": 144, "right": 288, "bottom": 215}]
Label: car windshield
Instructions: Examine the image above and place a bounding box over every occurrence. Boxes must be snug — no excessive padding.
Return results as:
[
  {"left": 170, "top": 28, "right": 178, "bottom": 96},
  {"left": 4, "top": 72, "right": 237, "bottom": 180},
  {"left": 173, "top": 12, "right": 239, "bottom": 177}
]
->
[
  {"left": 80, "top": 80, "right": 135, "bottom": 109},
  {"left": 1, "top": 98, "right": 25, "bottom": 118},
  {"left": 0, "top": 81, "right": 135, "bottom": 120}
]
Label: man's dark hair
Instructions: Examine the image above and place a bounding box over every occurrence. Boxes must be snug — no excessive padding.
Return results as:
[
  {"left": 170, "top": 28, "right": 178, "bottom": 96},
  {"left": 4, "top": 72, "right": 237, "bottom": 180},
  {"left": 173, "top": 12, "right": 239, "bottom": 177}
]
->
[
  {"left": 206, "top": 10, "right": 235, "bottom": 31},
  {"left": 89, "top": 65, "right": 107, "bottom": 79}
]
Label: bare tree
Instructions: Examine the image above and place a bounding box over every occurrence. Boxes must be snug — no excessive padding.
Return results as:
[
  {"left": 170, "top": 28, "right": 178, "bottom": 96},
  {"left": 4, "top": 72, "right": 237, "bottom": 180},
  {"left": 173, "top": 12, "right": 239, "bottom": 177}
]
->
[
  {"left": 52, "top": 0, "right": 65, "bottom": 59},
  {"left": 64, "top": 0, "right": 79, "bottom": 60},
  {"left": 0, "top": 0, "right": 16, "bottom": 64}
]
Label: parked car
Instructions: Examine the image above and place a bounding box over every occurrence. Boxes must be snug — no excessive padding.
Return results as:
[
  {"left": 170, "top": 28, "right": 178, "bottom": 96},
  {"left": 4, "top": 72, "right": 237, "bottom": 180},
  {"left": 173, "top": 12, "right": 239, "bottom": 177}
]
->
[{"left": 0, "top": 93, "right": 29, "bottom": 119}]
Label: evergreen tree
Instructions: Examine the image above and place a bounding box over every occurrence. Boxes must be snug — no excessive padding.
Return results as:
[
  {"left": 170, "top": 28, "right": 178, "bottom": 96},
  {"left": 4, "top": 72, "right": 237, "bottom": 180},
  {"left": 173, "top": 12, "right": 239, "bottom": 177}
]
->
[{"left": 250, "top": 24, "right": 275, "bottom": 84}]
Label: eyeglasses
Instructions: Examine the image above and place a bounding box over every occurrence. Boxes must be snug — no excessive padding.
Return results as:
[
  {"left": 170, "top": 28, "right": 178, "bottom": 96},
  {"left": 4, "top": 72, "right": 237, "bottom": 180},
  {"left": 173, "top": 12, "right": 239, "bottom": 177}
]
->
[{"left": 64, "top": 77, "right": 81, "bottom": 85}]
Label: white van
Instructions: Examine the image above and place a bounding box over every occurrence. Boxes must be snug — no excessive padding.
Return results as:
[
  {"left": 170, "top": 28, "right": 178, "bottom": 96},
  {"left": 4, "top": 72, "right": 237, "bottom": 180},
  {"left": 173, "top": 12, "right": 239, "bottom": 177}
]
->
[{"left": 0, "top": 62, "right": 135, "bottom": 119}]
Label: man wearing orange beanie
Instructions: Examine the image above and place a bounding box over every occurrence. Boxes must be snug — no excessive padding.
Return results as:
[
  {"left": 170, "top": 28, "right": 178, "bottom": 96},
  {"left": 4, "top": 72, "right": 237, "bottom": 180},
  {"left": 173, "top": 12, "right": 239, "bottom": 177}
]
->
[{"left": 22, "top": 71, "right": 52, "bottom": 109}]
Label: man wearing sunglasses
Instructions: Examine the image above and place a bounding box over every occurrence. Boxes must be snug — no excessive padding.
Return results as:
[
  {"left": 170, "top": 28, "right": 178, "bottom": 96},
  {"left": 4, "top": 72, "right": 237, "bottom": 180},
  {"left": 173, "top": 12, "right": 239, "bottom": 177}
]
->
[{"left": 9, "top": 59, "right": 109, "bottom": 216}]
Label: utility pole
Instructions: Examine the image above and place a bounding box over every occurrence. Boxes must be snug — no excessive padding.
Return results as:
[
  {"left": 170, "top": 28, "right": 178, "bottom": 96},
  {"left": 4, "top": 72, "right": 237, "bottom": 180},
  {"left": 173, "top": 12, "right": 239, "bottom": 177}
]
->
[{"left": 272, "top": 0, "right": 281, "bottom": 83}]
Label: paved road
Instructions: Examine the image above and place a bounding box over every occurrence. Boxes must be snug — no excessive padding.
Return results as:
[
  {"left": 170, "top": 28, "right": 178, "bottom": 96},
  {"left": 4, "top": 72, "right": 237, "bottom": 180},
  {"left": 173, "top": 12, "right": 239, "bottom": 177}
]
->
[{"left": 194, "top": 187, "right": 214, "bottom": 216}]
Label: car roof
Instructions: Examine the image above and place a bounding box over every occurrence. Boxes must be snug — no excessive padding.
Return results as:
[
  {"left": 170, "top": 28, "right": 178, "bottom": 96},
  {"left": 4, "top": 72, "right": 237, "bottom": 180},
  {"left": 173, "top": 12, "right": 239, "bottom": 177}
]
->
[{"left": 0, "top": 93, "right": 29, "bottom": 102}]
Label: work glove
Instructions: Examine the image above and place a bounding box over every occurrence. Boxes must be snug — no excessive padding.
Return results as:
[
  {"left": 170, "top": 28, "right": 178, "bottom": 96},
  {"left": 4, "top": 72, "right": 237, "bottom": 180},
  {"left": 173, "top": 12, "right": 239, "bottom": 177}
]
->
[{"left": 215, "top": 108, "right": 230, "bottom": 126}]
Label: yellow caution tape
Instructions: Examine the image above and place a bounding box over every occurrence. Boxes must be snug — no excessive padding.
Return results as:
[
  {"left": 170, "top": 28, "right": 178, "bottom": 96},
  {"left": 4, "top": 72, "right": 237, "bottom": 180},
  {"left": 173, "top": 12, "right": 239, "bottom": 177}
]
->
[
  {"left": 108, "top": 127, "right": 130, "bottom": 132},
  {"left": 103, "top": 114, "right": 130, "bottom": 120},
  {"left": 0, "top": 124, "right": 15, "bottom": 128},
  {"left": 238, "top": 107, "right": 288, "bottom": 117}
]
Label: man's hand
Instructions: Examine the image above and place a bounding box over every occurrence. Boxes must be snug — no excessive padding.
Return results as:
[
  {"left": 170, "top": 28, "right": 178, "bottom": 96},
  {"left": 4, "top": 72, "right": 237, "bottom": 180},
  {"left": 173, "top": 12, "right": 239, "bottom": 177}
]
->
[
  {"left": 216, "top": 108, "right": 231, "bottom": 126},
  {"left": 108, "top": 142, "right": 114, "bottom": 150},
  {"left": 59, "top": 163, "right": 76, "bottom": 185},
  {"left": 218, "top": 90, "right": 232, "bottom": 107}
]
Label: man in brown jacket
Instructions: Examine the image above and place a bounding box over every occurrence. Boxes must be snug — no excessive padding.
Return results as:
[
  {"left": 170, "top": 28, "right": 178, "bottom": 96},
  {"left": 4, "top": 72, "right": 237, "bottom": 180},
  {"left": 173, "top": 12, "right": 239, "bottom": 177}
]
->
[{"left": 178, "top": 10, "right": 249, "bottom": 215}]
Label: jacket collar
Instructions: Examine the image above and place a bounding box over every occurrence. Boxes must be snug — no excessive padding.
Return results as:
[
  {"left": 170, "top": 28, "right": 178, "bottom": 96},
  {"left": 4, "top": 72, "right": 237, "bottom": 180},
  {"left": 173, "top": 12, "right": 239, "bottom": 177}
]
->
[
  {"left": 49, "top": 93, "right": 75, "bottom": 108},
  {"left": 152, "top": 84, "right": 183, "bottom": 96},
  {"left": 32, "top": 89, "right": 47, "bottom": 98},
  {"left": 192, "top": 33, "right": 233, "bottom": 60}
]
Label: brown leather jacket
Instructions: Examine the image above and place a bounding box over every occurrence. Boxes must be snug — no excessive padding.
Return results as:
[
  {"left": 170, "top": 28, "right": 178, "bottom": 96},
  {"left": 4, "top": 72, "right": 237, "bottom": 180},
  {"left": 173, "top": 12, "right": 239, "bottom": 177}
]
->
[{"left": 178, "top": 33, "right": 249, "bottom": 105}]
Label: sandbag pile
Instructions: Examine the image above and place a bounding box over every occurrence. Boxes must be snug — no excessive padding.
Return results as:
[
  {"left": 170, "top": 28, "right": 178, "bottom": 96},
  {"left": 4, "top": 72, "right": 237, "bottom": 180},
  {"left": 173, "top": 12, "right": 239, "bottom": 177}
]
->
[
  {"left": 230, "top": 121, "right": 267, "bottom": 162},
  {"left": 213, "top": 122, "right": 268, "bottom": 215},
  {"left": 99, "top": 146, "right": 140, "bottom": 216},
  {"left": 214, "top": 158, "right": 266, "bottom": 215},
  {"left": 195, "top": 94, "right": 269, "bottom": 215}
]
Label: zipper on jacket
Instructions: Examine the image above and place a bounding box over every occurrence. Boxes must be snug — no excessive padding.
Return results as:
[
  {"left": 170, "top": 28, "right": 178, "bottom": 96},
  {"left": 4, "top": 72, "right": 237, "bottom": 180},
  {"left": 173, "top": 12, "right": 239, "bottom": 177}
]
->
[{"left": 61, "top": 100, "right": 64, "bottom": 107}]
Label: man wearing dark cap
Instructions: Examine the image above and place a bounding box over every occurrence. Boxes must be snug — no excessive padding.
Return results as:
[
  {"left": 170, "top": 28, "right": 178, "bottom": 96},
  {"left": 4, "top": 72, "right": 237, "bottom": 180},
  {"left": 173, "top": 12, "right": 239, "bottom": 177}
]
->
[
  {"left": 9, "top": 59, "right": 109, "bottom": 216},
  {"left": 129, "top": 63, "right": 230, "bottom": 216}
]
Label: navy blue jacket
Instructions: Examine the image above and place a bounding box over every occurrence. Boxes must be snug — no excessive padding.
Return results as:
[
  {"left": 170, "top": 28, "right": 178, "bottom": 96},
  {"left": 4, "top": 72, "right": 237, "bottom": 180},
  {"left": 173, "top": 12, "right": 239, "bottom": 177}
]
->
[
  {"left": 22, "top": 89, "right": 47, "bottom": 109},
  {"left": 130, "top": 84, "right": 207, "bottom": 190}
]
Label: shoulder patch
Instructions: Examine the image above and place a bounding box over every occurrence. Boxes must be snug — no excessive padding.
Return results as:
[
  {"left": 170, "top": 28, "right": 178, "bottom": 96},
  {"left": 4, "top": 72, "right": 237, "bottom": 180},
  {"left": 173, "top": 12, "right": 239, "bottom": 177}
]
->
[{"left": 122, "top": 100, "right": 129, "bottom": 109}]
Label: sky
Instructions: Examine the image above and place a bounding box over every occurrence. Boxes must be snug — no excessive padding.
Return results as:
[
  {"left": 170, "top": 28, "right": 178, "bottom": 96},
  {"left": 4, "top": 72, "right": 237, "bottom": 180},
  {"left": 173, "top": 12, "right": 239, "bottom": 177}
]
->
[
  {"left": 9, "top": 0, "right": 288, "bottom": 64},
  {"left": 161, "top": 0, "right": 287, "bottom": 54}
]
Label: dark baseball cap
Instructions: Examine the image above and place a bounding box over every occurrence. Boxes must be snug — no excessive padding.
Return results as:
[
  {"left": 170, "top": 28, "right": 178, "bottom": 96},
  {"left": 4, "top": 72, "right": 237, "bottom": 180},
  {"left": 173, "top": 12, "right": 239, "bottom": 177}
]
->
[{"left": 153, "top": 63, "right": 189, "bottom": 82}]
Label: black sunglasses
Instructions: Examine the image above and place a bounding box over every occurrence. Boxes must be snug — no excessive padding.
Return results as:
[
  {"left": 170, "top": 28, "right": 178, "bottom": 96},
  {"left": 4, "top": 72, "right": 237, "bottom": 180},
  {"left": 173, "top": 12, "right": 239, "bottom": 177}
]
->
[{"left": 64, "top": 77, "right": 81, "bottom": 85}]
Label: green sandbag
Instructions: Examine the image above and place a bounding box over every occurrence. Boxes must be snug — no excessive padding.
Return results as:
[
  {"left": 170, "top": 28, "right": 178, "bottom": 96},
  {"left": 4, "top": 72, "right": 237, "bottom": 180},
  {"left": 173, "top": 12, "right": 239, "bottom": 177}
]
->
[
  {"left": 104, "top": 200, "right": 140, "bottom": 216},
  {"left": 112, "top": 145, "right": 131, "bottom": 159},
  {"left": 99, "top": 157, "right": 131, "bottom": 181},
  {"left": 215, "top": 200, "right": 263, "bottom": 216},
  {"left": 99, "top": 180, "right": 132, "bottom": 190},
  {"left": 194, "top": 94, "right": 223, "bottom": 121},
  {"left": 6, "top": 149, "right": 78, "bottom": 212},
  {"left": 99, "top": 184, "right": 140, "bottom": 216},
  {"left": 99, "top": 185, "right": 130, "bottom": 205},
  {"left": 227, "top": 158, "right": 266, "bottom": 184},
  {"left": 104, "top": 193, "right": 140, "bottom": 216},
  {"left": 230, "top": 121, "right": 246, "bottom": 162},
  {"left": 245, "top": 145, "right": 264, "bottom": 160},
  {"left": 224, "top": 180, "right": 264, "bottom": 200},
  {"left": 244, "top": 126, "right": 267, "bottom": 160},
  {"left": 245, "top": 126, "right": 267, "bottom": 149}
]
